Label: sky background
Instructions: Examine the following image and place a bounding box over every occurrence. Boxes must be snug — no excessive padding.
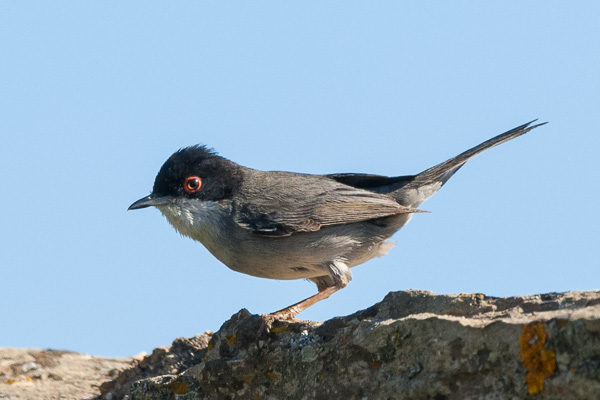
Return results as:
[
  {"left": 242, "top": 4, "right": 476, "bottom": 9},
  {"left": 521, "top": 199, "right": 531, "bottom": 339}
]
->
[{"left": 1, "top": 2, "right": 598, "bottom": 358}]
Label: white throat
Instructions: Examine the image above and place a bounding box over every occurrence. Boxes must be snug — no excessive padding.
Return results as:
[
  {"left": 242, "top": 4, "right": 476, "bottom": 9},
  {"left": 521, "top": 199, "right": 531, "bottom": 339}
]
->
[{"left": 156, "top": 199, "right": 225, "bottom": 242}]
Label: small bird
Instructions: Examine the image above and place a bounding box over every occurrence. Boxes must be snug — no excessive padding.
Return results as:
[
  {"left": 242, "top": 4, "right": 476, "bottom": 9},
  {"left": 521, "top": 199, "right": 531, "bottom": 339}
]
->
[{"left": 129, "top": 120, "right": 546, "bottom": 319}]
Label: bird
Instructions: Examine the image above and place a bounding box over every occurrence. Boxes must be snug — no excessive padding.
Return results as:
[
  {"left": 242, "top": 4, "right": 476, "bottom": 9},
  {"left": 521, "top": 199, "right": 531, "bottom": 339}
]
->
[{"left": 129, "top": 120, "right": 546, "bottom": 319}]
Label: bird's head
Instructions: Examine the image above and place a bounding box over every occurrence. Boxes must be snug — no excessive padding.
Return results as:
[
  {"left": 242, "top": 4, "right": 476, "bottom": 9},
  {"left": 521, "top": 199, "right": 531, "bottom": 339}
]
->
[{"left": 128, "top": 145, "right": 243, "bottom": 212}]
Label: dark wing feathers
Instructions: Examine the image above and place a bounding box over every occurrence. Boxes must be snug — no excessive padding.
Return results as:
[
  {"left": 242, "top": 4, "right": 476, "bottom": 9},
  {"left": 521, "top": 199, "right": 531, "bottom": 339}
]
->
[
  {"left": 326, "top": 173, "right": 415, "bottom": 190},
  {"left": 232, "top": 172, "right": 419, "bottom": 236}
]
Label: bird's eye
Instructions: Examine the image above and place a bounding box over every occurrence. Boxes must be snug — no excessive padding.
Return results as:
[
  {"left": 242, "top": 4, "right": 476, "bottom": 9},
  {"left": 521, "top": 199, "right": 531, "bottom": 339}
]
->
[{"left": 183, "top": 176, "right": 202, "bottom": 194}]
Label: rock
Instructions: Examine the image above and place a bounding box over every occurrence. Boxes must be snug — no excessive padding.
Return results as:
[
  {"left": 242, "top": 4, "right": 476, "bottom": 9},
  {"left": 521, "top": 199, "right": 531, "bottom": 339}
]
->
[
  {"left": 97, "top": 290, "right": 600, "bottom": 400},
  {"left": 0, "top": 348, "right": 133, "bottom": 400},
  {"left": 97, "top": 333, "right": 211, "bottom": 399}
]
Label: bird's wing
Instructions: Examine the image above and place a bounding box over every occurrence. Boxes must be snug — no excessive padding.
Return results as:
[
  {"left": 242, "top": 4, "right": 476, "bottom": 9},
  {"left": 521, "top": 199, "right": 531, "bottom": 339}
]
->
[{"left": 232, "top": 172, "right": 422, "bottom": 236}]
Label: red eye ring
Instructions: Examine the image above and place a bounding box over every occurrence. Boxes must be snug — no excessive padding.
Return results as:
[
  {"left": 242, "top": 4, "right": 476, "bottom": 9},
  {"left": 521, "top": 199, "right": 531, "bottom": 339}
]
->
[{"left": 183, "top": 176, "right": 202, "bottom": 194}]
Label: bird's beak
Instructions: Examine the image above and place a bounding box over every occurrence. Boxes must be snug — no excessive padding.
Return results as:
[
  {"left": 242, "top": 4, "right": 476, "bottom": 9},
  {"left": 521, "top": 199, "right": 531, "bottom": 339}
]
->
[{"left": 128, "top": 194, "right": 174, "bottom": 210}]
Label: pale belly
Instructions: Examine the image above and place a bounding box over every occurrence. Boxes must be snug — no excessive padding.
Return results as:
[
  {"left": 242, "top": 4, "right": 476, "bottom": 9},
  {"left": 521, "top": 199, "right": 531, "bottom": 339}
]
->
[{"left": 158, "top": 200, "right": 412, "bottom": 281}]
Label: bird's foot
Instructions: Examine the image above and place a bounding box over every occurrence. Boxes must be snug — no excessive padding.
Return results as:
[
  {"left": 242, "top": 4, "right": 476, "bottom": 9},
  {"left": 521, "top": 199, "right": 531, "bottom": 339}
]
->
[
  {"left": 257, "top": 285, "right": 344, "bottom": 335},
  {"left": 258, "top": 309, "right": 299, "bottom": 335}
]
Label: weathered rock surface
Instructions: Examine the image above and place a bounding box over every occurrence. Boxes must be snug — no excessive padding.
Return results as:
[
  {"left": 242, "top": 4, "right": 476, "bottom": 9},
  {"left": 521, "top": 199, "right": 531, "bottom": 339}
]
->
[
  {"left": 0, "top": 348, "right": 133, "bottom": 400},
  {"left": 98, "top": 334, "right": 212, "bottom": 399},
  {"left": 97, "top": 290, "right": 600, "bottom": 400},
  {"left": 2, "top": 291, "right": 599, "bottom": 399}
]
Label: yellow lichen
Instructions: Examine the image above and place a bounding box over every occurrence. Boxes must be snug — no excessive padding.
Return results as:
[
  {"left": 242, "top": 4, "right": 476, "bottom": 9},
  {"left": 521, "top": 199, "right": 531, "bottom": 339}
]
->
[
  {"left": 171, "top": 381, "right": 189, "bottom": 395},
  {"left": 267, "top": 371, "right": 276, "bottom": 380},
  {"left": 519, "top": 322, "right": 556, "bottom": 394},
  {"left": 269, "top": 324, "right": 290, "bottom": 333},
  {"left": 225, "top": 333, "right": 237, "bottom": 345},
  {"left": 243, "top": 375, "right": 254, "bottom": 383}
]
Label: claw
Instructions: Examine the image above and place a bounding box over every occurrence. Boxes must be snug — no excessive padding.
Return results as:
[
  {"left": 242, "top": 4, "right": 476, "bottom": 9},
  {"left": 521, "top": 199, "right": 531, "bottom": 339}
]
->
[
  {"left": 257, "top": 285, "right": 343, "bottom": 336},
  {"left": 257, "top": 311, "right": 299, "bottom": 336}
]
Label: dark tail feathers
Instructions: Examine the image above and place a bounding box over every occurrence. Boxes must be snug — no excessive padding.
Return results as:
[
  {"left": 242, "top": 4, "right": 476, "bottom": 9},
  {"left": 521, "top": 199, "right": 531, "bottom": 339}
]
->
[{"left": 394, "top": 120, "right": 547, "bottom": 206}]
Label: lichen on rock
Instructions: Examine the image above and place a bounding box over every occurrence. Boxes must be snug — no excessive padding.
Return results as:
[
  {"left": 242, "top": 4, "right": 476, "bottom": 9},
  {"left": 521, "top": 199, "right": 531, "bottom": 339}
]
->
[{"left": 96, "top": 290, "right": 600, "bottom": 400}]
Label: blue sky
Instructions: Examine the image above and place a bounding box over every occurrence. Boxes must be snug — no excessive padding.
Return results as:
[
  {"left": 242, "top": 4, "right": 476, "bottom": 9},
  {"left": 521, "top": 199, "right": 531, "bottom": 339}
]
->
[{"left": 1, "top": 2, "right": 598, "bottom": 357}]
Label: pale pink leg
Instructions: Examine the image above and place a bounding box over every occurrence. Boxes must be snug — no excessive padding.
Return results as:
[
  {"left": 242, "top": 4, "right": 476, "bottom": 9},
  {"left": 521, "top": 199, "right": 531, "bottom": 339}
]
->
[{"left": 269, "top": 285, "right": 342, "bottom": 320}]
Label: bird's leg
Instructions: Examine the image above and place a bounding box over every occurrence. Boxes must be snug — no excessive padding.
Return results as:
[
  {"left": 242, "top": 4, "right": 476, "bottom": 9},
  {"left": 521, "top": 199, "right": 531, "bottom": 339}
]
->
[{"left": 271, "top": 285, "right": 343, "bottom": 319}]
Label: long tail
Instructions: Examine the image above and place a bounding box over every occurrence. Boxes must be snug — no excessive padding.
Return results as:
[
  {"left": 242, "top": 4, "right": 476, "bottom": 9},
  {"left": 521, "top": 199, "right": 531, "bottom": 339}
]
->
[{"left": 394, "top": 120, "right": 547, "bottom": 207}]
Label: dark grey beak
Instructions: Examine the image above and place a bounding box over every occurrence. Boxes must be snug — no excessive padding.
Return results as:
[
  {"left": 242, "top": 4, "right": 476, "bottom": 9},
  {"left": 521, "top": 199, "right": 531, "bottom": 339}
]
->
[{"left": 128, "top": 194, "right": 174, "bottom": 210}]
